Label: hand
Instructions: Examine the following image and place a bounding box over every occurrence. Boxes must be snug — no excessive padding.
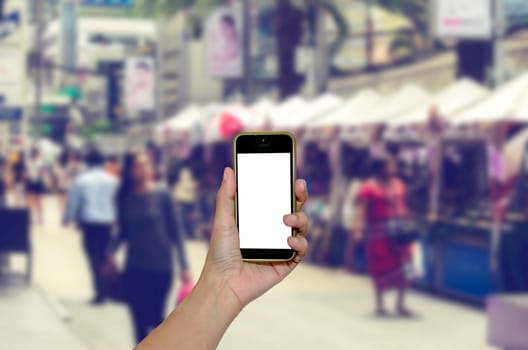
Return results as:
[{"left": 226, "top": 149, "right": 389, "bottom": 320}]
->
[
  {"left": 181, "top": 269, "right": 192, "bottom": 284},
  {"left": 200, "top": 167, "right": 309, "bottom": 311}
]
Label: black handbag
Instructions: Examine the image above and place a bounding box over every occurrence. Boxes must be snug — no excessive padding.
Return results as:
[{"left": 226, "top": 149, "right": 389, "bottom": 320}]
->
[
  {"left": 385, "top": 184, "right": 421, "bottom": 245},
  {"left": 386, "top": 217, "right": 421, "bottom": 245}
]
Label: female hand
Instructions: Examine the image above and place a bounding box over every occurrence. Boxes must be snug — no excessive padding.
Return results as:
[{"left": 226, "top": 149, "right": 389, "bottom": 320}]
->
[{"left": 200, "top": 167, "right": 309, "bottom": 311}]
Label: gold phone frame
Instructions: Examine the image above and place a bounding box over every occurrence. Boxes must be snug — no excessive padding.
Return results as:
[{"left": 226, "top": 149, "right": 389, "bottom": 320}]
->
[{"left": 233, "top": 131, "right": 297, "bottom": 262}]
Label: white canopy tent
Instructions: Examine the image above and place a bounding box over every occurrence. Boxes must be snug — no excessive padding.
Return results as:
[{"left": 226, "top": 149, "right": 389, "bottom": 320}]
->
[
  {"left": 511, "top": 90, "right": 528, "bottom": 122},
  {"left": 154, "top": 104, "right": 202, "bottom": 136},
  {"left": 389, "top": 79, "right": 490, "bottom": 127},
  {"left": 454, "top": 72, "right": 528, "bottom": 125},
  {"left": 306, "top": 89, "right": 382, "bottom": 129},
  {"left": 269, "top": 95, "right": 308, "bottom": 124},
  {"left": 170, "top": 104, "right": 224, "bottom": 132},
  {"left": 251, "top": 97, "right": 275, "bottom": 114},
  {"left": 346, "top": 84, "right": 430, "bottom": 126},
  {"left": 273, "top": 93, "right": 343, "bottom": 129}
]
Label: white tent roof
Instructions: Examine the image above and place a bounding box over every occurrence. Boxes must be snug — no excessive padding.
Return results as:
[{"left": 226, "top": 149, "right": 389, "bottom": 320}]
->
[
  {"left": 165, "top": 105, "right": 203, "bottom": 130},
  {"left": 307, "top": 89, "right": 382, "bottom": 128},
  {"left": 273, "top": 93, "right": 343, "bottom": 128},
  {"left": 349, "top": 84, "right": 430, "bottom": 126},
  {"left": 251, "top": 97, "right": 275, "bottom": 118},
  {"left": 269, "top": 95, "right": 308, "bottom": 123},
  {"left": 389, "top": 79, "right": 490, "bottom": 127},
  {"left": 511, "top": 90, "right": 528, "bottom": 122},
  {"left": 171, "top": 103, "right": 225, "bottom": 131},
  {"left": 454, "top": 72, "right": 528, "bottom": 124}
]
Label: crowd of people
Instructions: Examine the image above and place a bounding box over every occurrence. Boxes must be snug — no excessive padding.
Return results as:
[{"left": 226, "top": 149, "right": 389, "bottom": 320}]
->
[
  {"left": 0, "top": 142, "right": 195, "bottom": 344},
  {"left": 0, "top": 107, "right": 526, "bottom": 343}
]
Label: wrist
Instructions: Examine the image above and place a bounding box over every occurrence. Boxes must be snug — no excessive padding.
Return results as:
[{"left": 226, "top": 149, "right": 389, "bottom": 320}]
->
[{"left": 195, "top": 268, "right": 244, "bottom": 315}]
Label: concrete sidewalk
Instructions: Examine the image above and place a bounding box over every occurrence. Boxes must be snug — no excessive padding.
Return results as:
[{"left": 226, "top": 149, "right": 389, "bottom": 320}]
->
[
  {"left": 0, "top": 283, "right": 88, "bottom": 350},
  {"left": 28, "top": 196, "right": 496, "bottom": 350}
]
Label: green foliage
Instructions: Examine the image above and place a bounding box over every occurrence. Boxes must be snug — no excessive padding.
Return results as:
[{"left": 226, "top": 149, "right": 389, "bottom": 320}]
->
[
  {"left": 374, "top": 0, "right": 428, "bottom": 34},
  {"left": 131, "top": 0, "right": 216, "bottom": 19},
  {"left": 390, "top": 29, "right": 417, "bottom": 61}
]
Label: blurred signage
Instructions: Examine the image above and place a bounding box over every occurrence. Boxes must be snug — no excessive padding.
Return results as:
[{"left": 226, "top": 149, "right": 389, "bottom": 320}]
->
[
  {"left": 124, "top": 57, "right": 155, "bottom": 115},
  {"left": 81, "top": 0, "right": 135, "bottom": 7},
  {"left": 0, "top": 11, "right": 20, "bottom": 41},
  {"left": 206, "top": 4, "right": 244, "bottom": 79},
  {"left": 61, "top": 1, "right": 77, "bottom": 69},
  {"left": 0, "top": 48, "right": 24, "bottom": 121},
  {"left": 0, "top": 107, "right": 22, "bottom": 121},
  {"left": 434, "top": 0, "right": 493, "bottom": 39}
]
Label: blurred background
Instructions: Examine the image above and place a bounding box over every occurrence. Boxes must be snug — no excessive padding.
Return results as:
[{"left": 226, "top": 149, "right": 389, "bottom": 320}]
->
[{"left": 1, "top": 0, "right": 528, "bottom": 349}]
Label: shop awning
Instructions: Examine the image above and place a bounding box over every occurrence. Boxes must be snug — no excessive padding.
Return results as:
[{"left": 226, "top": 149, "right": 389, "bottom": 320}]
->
[
  {"left": 273, "top": 93, "right": 343, "bottom": 128},
  {"left": 454, "top": 72, "right": 528, "bottom": 125},
  {"left": 306, "top": 89, "right": 381, "bottom": 128},
  {"left": 349, "top": 84, "right": 430, "bottom": 126},
  {"left": 389, "top": 79, "right": 490, "bottom": 127}
]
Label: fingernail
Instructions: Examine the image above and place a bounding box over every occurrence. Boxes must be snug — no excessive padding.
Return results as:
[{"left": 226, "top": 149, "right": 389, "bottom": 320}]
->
[
  {"left": 301, "top": 179, "right": 307, "bottom": 190},
  {"left": 286, "top": 214, "right": 297, "bottom": 224},
  {"left": 223, "top": 168, "right": 229, "bottom": 181}
]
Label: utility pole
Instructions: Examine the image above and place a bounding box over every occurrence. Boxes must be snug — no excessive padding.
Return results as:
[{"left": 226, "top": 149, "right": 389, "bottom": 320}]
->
[
  {"left": 492, "top": 0, "right": 505, "bottom": 87},
  {"left": 314, "top": 1, "right": 329, "bottom": 95},
  {"left": 242, "top": 0, "right": 252, "bottom": 104},
  {"left": 365, "top": 0, "right": 373, "bottom": 69},
  {"left": 156, "top": 18, "right": 164, "bottom": 122},
  {"left": 33, "top": 0, "right": 44, "bottom": 124}
]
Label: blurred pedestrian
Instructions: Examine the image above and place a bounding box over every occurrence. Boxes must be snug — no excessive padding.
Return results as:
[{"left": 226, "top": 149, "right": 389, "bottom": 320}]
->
[
  {"left": 26, "top": 147, "right": 46, "bottom": 224},
  {"left": 173, "top": 165, "right": 198, "bottom": 238},
  {"left": 54, "top": 151, "right": 70, "bottom": 212},
  {"left": 11, "top": 150, "right": 26, "bottom": 207},
  {"left": 105, "top": 155, "right": 120, "bottom": 178},
  {"left": 135, "top": 167, "right": 309, "bottom": 350},
  {"left": 369, "top": 124, "right": 387, "bottom": 159},
  {"left": 354, "top": 156, "right": 415, "bottom": 317},
  {"left": 111, "top": 150, "right": 191, "bottom": 343},
  {"left": 63, "top": 149, "right": 119, "bottom": 305},
  {"left": 422, "top": 106, "right": 448, "bottom": 220},
  {"left": 0, "top": 145, "right": 6, "bottom": 207}
]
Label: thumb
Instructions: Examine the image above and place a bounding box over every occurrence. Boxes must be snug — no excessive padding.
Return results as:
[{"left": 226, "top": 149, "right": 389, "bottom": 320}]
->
[{"left": 213, "top": 167, "right": 236, "bottom": 231}]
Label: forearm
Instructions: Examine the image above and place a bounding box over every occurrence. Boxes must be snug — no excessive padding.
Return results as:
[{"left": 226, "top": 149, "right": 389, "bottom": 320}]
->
[{"left": 136, "top": 271, "right": 241, "bottom": 350}]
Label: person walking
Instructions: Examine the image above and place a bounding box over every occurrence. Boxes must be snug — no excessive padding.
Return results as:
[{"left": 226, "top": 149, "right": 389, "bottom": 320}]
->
[
  {"left": 63, "top": 149, "right": 119, "bottom": 305},
  {"left": 0, "top": 146, "right": 7, "bottom": 208},
  {"left": 354, "top": 156, "right": 415, "bottom": 317},
  {"left": 110, "top": 150, "right": 191, "bottom": 343},
  {"left": 11, "top": 151, "right": 26, "bottom": 207},
  {"left": 25, "top": 148, "right": 46, "bottom": 224}
]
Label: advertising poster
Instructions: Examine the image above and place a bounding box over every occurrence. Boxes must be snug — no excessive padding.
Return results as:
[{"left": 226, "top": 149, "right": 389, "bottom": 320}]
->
[
  {"left": 206, "top": 4, "right": 243, "bottom": 78},
  {"left": 124, "top": 56, "right": 155, "bottom": 114}
]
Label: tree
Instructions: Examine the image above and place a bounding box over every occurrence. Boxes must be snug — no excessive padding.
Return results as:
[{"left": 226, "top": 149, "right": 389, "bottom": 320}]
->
[{"left": 374, "top": 0, "right": 428, "bottom": 35}]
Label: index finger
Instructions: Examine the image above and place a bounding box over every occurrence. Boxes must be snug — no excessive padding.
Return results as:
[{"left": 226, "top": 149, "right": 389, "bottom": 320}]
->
[{"left": 295, "top": 179, "right": 308, "bottom": 212}]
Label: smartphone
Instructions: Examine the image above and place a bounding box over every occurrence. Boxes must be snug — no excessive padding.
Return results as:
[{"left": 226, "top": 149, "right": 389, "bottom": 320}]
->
[{"left": 234, "top": 132, "right": 296, "bottom": 261}]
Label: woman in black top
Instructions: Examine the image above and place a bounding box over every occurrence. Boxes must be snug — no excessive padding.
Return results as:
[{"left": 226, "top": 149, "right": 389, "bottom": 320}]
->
[{"left": 113, "top": 150, "right": 191, "bottom": 344}]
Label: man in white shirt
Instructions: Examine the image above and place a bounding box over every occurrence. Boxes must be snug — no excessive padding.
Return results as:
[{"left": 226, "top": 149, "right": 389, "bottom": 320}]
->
[{"left": 64, "top": 149, "right": 119, "bottom": 305}]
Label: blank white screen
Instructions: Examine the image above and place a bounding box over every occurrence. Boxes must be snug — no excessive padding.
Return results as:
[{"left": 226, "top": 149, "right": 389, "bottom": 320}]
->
[{"left": 237, "top": 153, "right": 292, "bottom": 249}]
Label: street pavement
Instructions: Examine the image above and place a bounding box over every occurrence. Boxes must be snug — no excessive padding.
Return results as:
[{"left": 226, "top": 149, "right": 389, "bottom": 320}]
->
[{"left": 3, "top": 196, "right": 496, "bottom": 349}]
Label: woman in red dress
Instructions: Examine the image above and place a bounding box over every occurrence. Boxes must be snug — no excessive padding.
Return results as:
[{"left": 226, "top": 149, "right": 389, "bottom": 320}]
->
[{"left": 354, "top": 156, "right": 414, "bottom": 317}]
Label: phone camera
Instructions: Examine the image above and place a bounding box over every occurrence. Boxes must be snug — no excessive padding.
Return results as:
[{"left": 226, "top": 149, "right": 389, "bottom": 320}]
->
[{"left": 261, "top": 138, "right": 266, "bottom": 142}]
